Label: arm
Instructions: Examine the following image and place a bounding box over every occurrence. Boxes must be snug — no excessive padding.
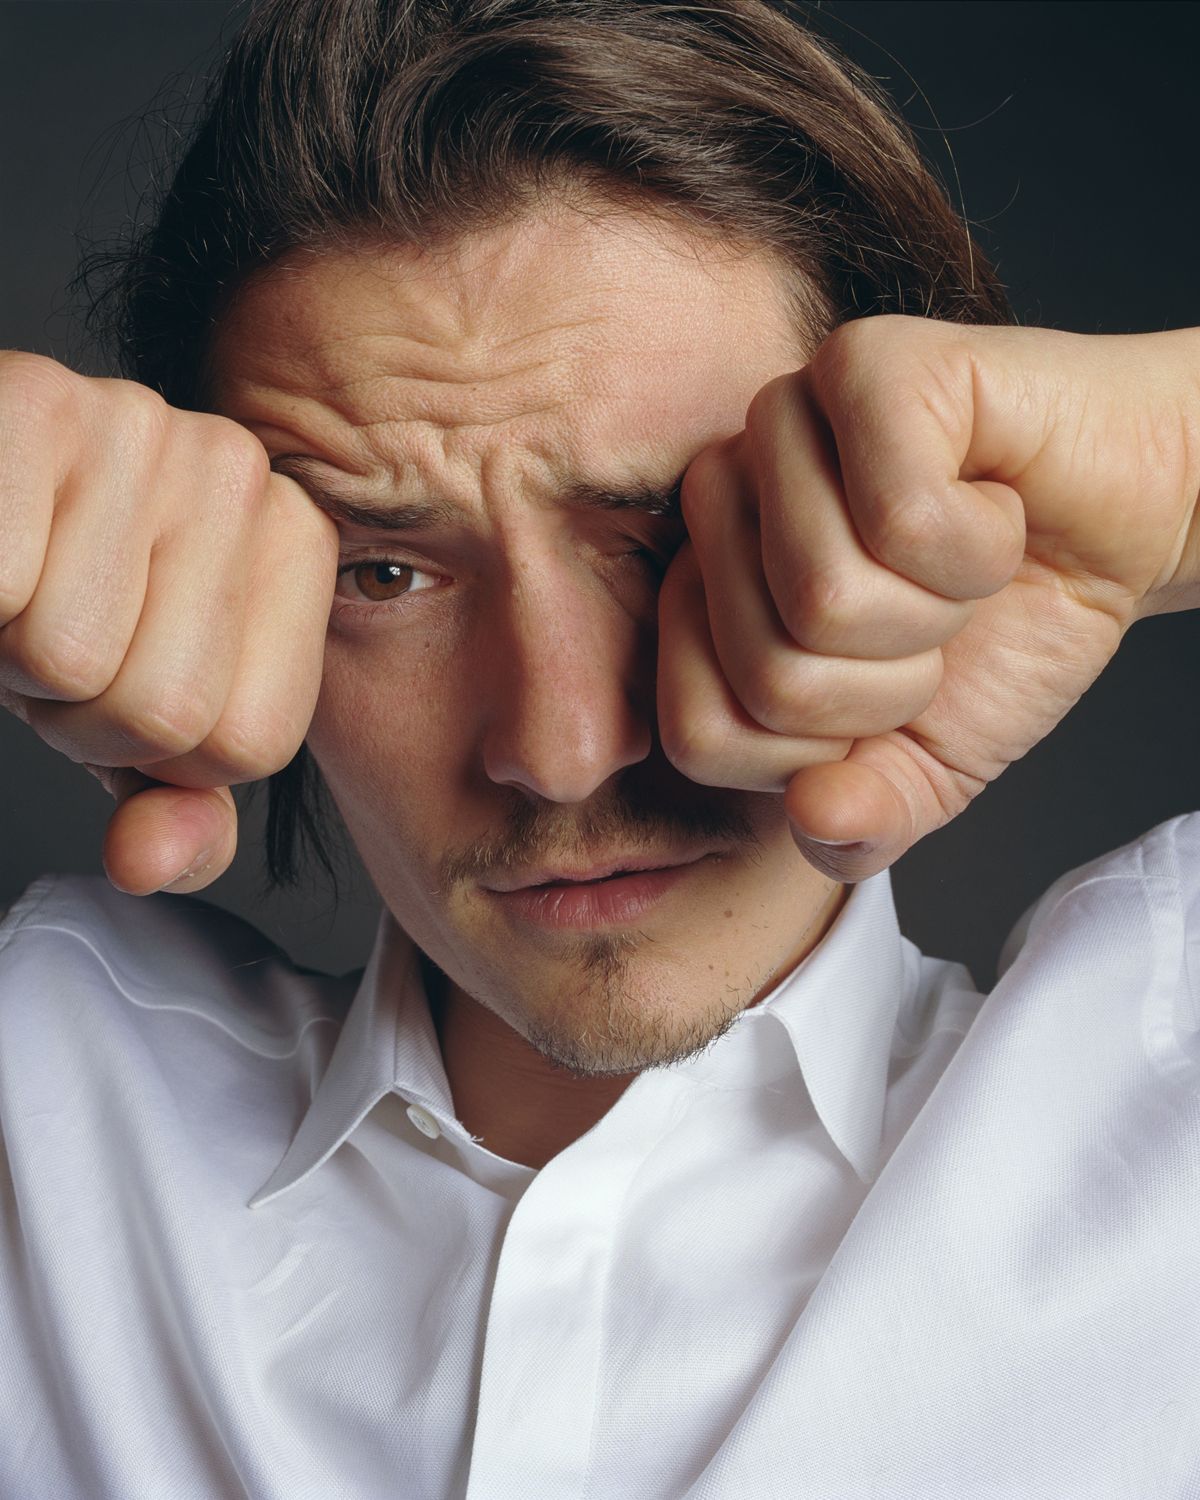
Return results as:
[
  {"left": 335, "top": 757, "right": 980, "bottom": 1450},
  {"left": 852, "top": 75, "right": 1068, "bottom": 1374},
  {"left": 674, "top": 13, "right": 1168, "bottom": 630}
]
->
[
  {"left": 0, "top": 351, "right": 338, "bottom": 895},
  {"left": 659, "top": 317, "right": 1200, "bottom": 879}
]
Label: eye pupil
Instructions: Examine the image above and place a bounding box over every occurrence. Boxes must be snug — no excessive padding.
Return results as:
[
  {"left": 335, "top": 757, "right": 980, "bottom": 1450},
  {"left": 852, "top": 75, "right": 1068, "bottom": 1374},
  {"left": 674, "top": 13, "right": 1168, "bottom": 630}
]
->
[{"left": 355, "top": 561, "right": 413, "bottom": 601}]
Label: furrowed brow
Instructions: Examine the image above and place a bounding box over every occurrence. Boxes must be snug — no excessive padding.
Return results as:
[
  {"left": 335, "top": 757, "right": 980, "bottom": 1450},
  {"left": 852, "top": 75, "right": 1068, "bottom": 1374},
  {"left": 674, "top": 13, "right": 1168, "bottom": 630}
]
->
[
  {"left": 560, "top": 476, "right": 685, "bottom": 519},
  {"left": 269, "top": 453, "right": 685, "bottom": 532},
  {"left": 269, "top": 455, "right": 461, "bottom": 530}
]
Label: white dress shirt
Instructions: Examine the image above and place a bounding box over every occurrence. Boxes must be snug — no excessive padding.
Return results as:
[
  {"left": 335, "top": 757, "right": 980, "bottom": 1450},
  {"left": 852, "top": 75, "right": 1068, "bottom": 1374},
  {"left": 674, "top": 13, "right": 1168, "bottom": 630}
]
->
[{"left": 1, "top": 813, "right": 1198, "bottom": 1499}]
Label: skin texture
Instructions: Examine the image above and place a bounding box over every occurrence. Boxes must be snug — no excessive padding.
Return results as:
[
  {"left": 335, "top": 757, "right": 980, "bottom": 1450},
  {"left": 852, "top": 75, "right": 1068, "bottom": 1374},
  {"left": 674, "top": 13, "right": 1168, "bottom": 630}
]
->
[{"left": 206, "top": 201, "right": 844, "bottom": 1169}]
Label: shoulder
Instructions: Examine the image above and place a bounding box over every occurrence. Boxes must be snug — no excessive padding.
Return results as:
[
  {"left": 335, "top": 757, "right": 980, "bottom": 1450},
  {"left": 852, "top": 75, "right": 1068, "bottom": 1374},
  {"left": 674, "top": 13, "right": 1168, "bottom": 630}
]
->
[
  {"left": 995, "top": 811, "right": 1200, "bottom": 1088},
  {"left": 998, "top": 812, "right": 1200, "bottom": 970},
  {"left": 0, "top": 873, "right": 357, "bottom": 1062}
]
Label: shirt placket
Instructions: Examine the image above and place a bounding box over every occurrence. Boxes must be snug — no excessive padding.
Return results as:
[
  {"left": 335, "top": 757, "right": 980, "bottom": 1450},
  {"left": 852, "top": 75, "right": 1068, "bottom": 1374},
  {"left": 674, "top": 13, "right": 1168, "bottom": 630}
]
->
[{"left": 463, "top": 1072, "right": 693, "bottom": 1500}]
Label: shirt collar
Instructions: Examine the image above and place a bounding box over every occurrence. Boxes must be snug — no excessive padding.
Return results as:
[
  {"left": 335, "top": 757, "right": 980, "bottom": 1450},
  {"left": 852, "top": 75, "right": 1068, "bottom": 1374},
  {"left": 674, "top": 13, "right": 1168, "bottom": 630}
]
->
[
  {"left": 247, "top": 869, "right": 911, "bottom": 1209},
  {"left": 744, "top": 868, "right": 910, "bottom": 1182}
]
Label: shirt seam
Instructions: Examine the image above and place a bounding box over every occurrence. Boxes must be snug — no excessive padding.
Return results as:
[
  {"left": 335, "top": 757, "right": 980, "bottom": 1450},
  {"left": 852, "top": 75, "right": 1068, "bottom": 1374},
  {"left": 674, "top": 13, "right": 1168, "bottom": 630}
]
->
[{"left": 2, "top": 915, "right": 343, "bottom": 1059}]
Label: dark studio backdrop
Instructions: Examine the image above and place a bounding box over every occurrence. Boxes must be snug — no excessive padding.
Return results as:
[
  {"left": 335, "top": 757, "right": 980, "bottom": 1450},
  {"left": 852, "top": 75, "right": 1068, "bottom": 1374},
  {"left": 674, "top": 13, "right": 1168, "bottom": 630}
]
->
[{"left": 1, "top": 0, "right": 1198, "bottom": 986}]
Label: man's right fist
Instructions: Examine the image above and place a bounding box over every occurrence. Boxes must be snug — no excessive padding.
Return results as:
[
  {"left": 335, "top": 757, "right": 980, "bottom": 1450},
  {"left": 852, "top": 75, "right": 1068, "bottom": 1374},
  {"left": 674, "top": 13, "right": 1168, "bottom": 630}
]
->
[{"left": 0, "top": 351, "right": 339, "bottom": 895}]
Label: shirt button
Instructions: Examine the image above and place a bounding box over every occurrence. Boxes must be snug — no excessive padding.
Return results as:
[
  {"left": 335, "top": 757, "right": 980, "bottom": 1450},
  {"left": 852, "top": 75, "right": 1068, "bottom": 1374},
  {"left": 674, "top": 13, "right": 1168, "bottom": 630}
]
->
[{"left": 406, "top": 1103, "right": 441, "bottom": 1140}]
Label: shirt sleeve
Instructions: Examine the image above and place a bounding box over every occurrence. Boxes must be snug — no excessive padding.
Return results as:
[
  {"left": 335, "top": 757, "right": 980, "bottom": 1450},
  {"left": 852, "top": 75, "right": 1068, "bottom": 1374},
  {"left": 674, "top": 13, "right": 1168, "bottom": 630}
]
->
[{"left": 0, "top": 875, "right": 60, "bottom": 955}]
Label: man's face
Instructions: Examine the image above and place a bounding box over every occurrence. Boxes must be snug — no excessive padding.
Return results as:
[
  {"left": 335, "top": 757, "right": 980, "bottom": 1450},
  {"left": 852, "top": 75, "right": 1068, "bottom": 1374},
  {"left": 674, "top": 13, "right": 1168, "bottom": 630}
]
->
[{"left": 208, "top": 198, "right": 837, "bottom": 1080}]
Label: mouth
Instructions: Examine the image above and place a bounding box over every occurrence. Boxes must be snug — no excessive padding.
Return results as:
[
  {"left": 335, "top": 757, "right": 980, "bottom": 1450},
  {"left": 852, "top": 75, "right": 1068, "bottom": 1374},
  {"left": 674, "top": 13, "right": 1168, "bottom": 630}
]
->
[
  {"left": 484, "top": 851, "right": 718, "bottom": 929},
  {"left": 485, "top": 849, "right": 715, "bottom": 893}
]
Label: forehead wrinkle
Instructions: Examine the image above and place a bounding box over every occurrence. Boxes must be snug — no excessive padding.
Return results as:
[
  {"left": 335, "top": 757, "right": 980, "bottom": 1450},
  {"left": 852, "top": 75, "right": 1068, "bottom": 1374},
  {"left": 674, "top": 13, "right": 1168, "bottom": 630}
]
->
[
  {"left": 230, "top": 364, "right": 573, "bottom": 446},
  {"left": 214, "top": 218, "right": 800, "bottom": 428},
  {"left": 233, "top": 312, "right": 587, "bottom": 435},
  {"left": 249, "top": 340, "right": 577, "bottom": 400},
  {"left": 222, "top": 207, "right": 782, "bottom": 392},
  {"left": 300, "top": 330, "right": 584, "bottom": 384},
  {"left": 352, "top": 407, "right": 566, "bottom": 431},
  {"left": 209, "top": 204, "right": 814, "bottom": 526},
  {"left": 278, "top": 234, "right": 621, "bottom": 377}
]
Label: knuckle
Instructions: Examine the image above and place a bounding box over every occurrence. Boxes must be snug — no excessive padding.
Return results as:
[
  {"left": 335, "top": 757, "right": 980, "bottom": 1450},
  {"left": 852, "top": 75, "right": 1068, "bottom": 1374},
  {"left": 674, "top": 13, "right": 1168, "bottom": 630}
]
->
[
  {"left": 0, "top": 350, "right": 82, "bottom": 422},
  {"left": 744, "top": 373, "right": 795, "bottom": 433},
  {"left": 202, "top": 416, "right": 271, "bottom": 503},
  {"left": 124, "top": 689, "right": 216, "bottom": 757},
  {"left": 659, "top": 701, "right": 731, "bottom": 785},
  {"left": 204, "top": 707, "right": 301, "bottom": 781},
  {"left": 807, "top": 319, "right": 863, "bottom": 393},
  {"left": 741, "top": 659, "right": 815, "bottom": 733},
  {"left": 14, "top": 625, "right": 117, "bottom": 700},
  {"left": 740, "top": 669, "right": 785, "bottom": 732},
  {"left": 819, "top": 313, "right": 898, "bottom": 366},
  {"left": 777, "top": 566, "right": 858, "bottom": 653},
  {"left": 809, "top": 316, "right": 905, "bottom": 407},
  {"left": 864, "top": 488, "right": 942, "bottom": 571},
  {"left": 108, "top": 380, "right": 171, "bottom": 448}
]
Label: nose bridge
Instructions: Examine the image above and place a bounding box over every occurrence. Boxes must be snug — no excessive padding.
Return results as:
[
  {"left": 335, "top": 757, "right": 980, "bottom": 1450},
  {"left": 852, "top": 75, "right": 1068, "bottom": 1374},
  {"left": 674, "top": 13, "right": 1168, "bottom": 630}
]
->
[{"left": 480, "top": 552, "right": 653, "bottom": 803}]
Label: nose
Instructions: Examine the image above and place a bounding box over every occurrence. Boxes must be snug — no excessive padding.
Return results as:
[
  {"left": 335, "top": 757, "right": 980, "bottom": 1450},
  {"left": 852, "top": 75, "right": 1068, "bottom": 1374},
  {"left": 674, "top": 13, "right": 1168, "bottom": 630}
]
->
[{"left": 480, "top": 565, "right": 654, "bottom": 803}]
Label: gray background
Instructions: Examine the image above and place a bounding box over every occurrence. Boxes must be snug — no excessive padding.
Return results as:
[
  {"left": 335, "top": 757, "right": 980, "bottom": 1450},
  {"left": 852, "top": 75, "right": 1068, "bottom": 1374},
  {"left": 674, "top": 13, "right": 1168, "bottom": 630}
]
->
[{"left": 2, "top": 0, "right": 1198, "bottom": 986}]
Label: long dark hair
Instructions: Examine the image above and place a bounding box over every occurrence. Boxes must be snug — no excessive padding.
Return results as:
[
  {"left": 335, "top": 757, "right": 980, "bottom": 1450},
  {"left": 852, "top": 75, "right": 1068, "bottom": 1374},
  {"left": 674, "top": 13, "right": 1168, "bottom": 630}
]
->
[{"left": 77, "top": 0, "right": 1013, "bottom": 899}]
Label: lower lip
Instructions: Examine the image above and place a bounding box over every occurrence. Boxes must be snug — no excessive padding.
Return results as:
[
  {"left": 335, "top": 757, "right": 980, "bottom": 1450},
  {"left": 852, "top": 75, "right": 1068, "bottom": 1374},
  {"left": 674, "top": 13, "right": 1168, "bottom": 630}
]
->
[{"left": 489, "top": 858, "right": 708, "bottom": 928}]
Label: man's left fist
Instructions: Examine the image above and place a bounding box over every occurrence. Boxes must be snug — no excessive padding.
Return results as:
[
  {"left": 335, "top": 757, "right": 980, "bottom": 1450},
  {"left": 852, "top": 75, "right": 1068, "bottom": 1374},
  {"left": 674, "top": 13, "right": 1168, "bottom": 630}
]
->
[{"left": 656, "top": 314, "right": 1200, "bottom": 879}]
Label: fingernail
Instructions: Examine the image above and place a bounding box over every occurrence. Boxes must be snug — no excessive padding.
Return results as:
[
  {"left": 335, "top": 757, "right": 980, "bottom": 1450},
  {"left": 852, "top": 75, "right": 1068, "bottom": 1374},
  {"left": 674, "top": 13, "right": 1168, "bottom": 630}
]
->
[
  {"left": 799, "top": 837, "right": 877, "bottom": 874},
  {"left": 158, "top": 847, "right": 216, "bottom": 893}
]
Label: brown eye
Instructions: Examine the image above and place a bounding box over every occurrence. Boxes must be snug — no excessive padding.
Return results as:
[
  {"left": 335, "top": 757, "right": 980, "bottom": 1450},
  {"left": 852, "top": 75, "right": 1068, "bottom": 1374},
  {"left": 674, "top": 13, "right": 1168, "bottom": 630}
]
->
[
  {"left": 350, "top": 562, "right": 414, "bottom": 601},
  {"left": 335, "top": 559, "right": 441, "bottom": 605}
]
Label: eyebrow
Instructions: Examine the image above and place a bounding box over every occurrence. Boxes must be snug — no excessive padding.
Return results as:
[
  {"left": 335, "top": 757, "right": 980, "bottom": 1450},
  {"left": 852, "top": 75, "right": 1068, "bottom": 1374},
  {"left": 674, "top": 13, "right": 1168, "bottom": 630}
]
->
[{"left": 268, "top": 453, "right": 685, "bottom": 532}]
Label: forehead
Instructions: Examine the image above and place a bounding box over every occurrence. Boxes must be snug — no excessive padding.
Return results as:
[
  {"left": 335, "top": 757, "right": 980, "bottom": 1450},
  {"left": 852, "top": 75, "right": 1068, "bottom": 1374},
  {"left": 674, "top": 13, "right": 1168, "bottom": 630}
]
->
[{"left": 206, "top": 199, "right": 806, "bottom": 483}]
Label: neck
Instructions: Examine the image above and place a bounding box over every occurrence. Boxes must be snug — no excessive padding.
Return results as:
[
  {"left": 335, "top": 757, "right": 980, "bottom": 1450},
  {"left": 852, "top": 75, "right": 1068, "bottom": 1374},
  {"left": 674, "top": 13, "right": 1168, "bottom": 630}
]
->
[{"left": 422, "top": 880, "right": 845, "bottom": 1171}]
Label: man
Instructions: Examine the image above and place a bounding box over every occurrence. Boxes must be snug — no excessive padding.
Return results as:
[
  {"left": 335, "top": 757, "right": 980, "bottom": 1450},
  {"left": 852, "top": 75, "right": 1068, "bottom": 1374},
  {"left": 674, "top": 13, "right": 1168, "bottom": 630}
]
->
[{"left": 1, "top": 1, "right": 1198, "bottom": 1496}]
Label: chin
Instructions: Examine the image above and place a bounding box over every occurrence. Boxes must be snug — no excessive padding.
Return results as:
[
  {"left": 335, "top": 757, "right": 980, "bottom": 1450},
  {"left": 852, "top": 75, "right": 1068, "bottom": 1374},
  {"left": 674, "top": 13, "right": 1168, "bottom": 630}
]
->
[{"left": 433, "top": 917, "right": 759, "bottom": 1082}]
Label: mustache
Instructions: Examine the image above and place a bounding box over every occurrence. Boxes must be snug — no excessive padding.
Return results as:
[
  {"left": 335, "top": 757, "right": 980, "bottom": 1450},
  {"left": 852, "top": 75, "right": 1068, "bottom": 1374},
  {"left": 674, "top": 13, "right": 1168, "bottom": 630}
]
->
[{"left": 438, "top": 779, "right": 763, "bottom": 892}]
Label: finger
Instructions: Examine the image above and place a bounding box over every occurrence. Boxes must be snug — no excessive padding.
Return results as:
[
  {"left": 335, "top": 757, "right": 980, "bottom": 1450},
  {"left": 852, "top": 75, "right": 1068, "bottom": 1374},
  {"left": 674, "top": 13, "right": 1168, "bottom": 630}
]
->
[
  {"left": 20, "top": 484, "right": 249, "bottom": 768},
  {"left": 127, "top": 473, "right": 337, "bottom": 789},
  {"left": 101, "top": 776, "right": 238, "bottom": 896},
  {"left": 87, "top": 763, "right": 238, "bottom": 894},
  {"left": 656, "top": 537, "right": 851, "bottom": 792},
  {"left": 85, "top": 763, "right": 159, "bottom": 803},
  {"left": 685, "top": 450, "right": 945, "bottom": 738},
  {"left": 0, "top": 444, "right": 153, "bottom": 705},
  {"left": 805, "top": 325, "right": 1026, "bottom": 600},
  {"left": 734, "top": 380, "right": 978, "bottom": 658},
  {"left": 782, "top": 731, "right": 985, "bottom": 883},
  {"left": 0, "top": 357, "right": 60, "bottom": 625}
]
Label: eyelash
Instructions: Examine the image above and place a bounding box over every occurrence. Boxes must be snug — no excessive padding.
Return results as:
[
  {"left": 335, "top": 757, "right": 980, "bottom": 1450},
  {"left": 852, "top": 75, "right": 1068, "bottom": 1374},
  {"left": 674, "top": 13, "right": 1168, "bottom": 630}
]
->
[
  {"left": 333, "top": 558, "right": 443, "bottom": 619},
  {"left": 333, "top": 542, "right": 671, "bottom": 623}
]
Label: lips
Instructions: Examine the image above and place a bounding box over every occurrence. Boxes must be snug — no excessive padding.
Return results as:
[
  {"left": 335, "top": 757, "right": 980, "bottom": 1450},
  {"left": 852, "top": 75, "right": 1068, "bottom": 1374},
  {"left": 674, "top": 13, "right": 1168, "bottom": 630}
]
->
[
  {"left": 487, "top": 856, "right": 712, "bottom": 928},
  {"left": 485, "top": 851, "right": 708, "bottom": 893}
]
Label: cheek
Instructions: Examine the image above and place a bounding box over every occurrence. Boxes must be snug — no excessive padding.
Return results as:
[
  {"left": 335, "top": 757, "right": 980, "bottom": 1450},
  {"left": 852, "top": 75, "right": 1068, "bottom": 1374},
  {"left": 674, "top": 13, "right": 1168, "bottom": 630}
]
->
[{"left": 305, "top": 634, "right": 467, "bottom": 832}]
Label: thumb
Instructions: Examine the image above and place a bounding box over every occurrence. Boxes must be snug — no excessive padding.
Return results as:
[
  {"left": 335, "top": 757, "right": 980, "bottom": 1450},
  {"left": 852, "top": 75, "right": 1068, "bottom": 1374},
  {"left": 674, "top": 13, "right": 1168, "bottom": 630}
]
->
[
  {"left": 88, "top": 764, "right": 239, "bottom": 896},
  {"left": 783, "top": 736, "right": 984, "bottom": 882}
]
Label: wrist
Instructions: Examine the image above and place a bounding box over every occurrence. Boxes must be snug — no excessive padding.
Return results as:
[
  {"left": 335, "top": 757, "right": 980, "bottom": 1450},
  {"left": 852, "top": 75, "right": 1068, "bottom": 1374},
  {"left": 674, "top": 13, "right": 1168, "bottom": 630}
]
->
[{"left": 1134, "top": 326, "right": 1200, "bottom": 619}]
